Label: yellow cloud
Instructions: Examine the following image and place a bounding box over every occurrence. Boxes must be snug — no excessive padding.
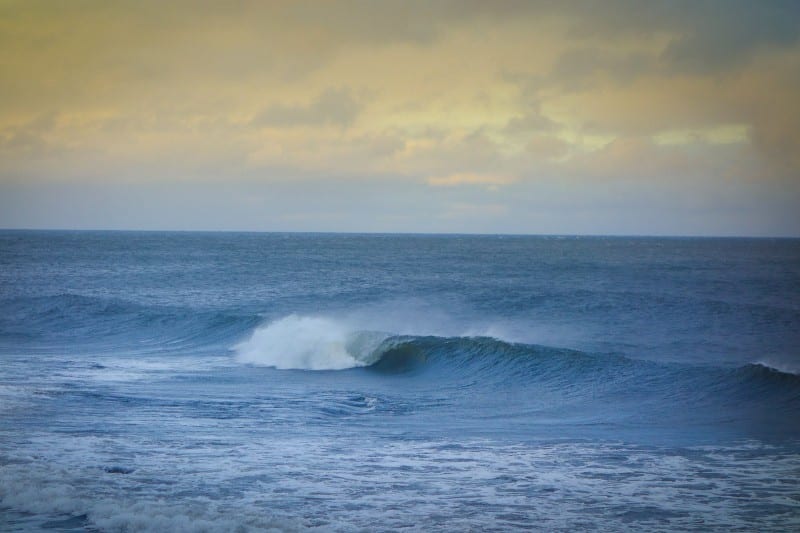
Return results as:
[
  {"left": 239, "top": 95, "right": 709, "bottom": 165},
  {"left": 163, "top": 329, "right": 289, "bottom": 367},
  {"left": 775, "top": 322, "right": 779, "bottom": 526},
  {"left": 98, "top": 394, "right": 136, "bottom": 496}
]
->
[
  {"left": 427, "top": 173, "right": 516, "bottom": 188},
  {"left": 653, "top": 125, "right": 749, "bottom": 146},
  {"left": 0, "top": 0, "right": 798, "bottom": 189}
]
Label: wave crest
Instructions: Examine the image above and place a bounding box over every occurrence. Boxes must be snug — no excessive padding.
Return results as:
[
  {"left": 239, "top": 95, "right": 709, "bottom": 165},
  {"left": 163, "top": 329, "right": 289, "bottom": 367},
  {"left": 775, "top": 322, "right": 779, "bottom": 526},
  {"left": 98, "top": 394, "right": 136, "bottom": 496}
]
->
[
  {"left": 234, "top": 315, "right": 391, "bottom": 370},
  {"left": 232, "top": 312, "right": 800, "bottom": 425}
]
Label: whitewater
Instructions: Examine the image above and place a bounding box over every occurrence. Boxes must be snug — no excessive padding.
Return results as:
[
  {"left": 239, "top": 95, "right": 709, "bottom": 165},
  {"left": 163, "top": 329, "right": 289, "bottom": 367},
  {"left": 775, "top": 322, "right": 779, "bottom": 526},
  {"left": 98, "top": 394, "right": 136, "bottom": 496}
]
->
[{"left": 1, "top": 231, "right": 799, "bottom": 531}]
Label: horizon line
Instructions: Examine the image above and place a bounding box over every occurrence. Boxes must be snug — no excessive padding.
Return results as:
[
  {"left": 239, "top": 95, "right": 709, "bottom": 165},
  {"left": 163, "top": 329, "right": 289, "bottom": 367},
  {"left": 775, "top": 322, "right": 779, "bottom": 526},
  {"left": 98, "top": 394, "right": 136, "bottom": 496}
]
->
[{"left": 1, "top": 227, "right": 798, "bottom": 240}]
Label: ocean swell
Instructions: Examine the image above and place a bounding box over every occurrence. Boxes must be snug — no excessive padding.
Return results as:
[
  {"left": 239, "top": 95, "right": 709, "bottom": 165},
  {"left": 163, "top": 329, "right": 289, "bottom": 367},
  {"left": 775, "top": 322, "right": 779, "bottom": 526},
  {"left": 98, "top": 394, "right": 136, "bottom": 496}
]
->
[
  {"left": 0, "top": 293, "right": 259, "bottom": 354},
  {"left": 233, "top": 315, "right": 800, "bottom": 427}
]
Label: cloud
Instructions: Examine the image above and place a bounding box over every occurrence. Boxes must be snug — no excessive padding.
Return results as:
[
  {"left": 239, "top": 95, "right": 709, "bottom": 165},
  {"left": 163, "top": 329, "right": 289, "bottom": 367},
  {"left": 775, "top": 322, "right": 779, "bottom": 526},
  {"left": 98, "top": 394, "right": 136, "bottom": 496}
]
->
[
  {"left": 252, "top": 88, "right": 362, "bottom": 128},
  {"left": 526, "top": 135, "right": 569, "bottom": 160},
  {"left": 1, "top": 0, "right": 799, "bottom": 234},
  {"left": 565, "top": 135, "right": 761, "bottom": 186},
  {"left": 561, "top": 1, "right": 800, "bottom": 72},
  {"left": 504, "top": 102, "right": 556, "bottom": 133},
  {"left": 439, "top": 202, "right": 509, "bottom": 219},
  {"left": 427, "top": 173, "right": 516, "bottom": 188},
  {"left": 657, "top": 0, "right": 800, "bottom": 73},
  {"left": 547, "top": 48, "right": 653, "bottom": 91}
]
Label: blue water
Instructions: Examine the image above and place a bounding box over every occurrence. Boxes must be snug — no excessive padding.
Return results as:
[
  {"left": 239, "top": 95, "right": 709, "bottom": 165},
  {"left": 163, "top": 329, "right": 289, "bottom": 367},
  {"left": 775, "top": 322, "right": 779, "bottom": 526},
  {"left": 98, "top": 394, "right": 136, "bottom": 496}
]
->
[{"left": 1, "top": 231, "right": 799, "bottom": 531}]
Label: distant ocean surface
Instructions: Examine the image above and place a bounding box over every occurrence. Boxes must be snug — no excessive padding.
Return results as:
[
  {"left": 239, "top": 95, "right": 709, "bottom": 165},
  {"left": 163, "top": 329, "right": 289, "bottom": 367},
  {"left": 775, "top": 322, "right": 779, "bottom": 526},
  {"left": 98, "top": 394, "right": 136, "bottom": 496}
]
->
[{"left": 1, "top": 231, "right": 799, "bottom": 531}]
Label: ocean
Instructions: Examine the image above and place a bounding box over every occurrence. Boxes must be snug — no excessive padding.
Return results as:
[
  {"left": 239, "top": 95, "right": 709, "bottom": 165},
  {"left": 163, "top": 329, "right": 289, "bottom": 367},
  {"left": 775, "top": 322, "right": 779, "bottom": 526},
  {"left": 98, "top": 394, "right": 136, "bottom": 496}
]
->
[{"left": 1, "top": 230, "right": 799, "bottom": 531}]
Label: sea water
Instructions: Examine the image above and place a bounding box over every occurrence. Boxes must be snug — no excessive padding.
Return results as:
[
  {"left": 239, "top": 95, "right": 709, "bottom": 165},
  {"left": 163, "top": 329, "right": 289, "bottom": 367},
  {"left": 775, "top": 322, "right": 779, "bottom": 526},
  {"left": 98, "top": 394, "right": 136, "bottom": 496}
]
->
[{"left": 1, "top": 231, "right": 799, "bottom": 531}]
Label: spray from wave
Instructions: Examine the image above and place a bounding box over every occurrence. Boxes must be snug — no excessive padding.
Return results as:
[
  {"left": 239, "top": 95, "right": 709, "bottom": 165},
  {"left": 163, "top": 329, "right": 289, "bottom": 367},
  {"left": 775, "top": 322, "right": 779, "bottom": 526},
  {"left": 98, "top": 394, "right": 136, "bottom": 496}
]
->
[{"left": 234, "top": 315, "right": 391, "bottom": 370}]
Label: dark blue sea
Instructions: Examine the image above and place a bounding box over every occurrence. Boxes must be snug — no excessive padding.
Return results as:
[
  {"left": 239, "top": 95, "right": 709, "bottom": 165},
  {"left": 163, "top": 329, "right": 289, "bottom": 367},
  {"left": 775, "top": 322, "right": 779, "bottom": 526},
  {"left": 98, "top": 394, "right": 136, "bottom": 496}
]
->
[{"left": 1, "top": 231, "right": 799, "bottom": 531}]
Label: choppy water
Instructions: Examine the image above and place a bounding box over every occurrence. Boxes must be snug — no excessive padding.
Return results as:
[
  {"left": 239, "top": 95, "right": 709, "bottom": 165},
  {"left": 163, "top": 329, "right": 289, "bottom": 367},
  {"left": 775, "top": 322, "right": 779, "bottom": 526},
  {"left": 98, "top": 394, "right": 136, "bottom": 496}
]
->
[{"left": 1, "top": 231, "right": 799, "bottom": 531}]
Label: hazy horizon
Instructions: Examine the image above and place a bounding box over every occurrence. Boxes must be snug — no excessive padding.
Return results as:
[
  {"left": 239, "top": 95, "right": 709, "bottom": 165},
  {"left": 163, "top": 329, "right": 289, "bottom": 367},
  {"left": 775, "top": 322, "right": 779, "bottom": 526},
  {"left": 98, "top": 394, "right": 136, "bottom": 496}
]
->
[{"left": 4, "top": 227, "right": 800, "bottom": 239}]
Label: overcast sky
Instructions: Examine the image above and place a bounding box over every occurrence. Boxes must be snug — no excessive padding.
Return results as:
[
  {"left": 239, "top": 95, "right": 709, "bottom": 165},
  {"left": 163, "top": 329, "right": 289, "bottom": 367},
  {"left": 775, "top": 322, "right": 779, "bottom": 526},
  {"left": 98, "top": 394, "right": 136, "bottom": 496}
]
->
[{"left": 1, "top": 0, "right": 799, "bottom": 235}]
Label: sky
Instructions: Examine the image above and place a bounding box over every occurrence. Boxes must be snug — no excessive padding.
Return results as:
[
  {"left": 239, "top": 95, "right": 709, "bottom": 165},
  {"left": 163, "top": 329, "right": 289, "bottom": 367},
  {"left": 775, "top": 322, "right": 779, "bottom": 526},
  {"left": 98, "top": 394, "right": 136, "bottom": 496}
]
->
[{"left": 1, "top": 0, "right": 799, "bottom": 236}]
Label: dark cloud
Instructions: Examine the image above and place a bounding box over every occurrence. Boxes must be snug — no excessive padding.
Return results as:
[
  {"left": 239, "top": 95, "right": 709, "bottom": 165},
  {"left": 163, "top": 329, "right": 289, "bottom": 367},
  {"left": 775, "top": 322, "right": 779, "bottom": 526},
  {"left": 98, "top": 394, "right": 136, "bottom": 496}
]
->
[
  {"left": 560, "top": 0, "right": 800, "bottom": 72},
  {"left": 549, "top": 49, "right": 653, "bottom": 91},
  {"left": 252, "top": 88, "right": 362, "bottom": 128},
  {"left": 504, "top": 102, "right": 556, "bottom": 134},
  {"left": 657, "top": 1, "right": 800, "bottom": 72}
]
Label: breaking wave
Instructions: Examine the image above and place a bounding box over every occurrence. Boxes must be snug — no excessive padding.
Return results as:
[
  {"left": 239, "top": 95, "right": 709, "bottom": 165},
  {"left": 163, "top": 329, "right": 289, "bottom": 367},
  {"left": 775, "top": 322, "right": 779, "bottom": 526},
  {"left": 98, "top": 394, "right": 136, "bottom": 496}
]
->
[
  {"left": 234, "top": 315, "right": 800, "bottom": 413},
  {"left": 235, "top": 314, "right": 391, "bottom": 370}
]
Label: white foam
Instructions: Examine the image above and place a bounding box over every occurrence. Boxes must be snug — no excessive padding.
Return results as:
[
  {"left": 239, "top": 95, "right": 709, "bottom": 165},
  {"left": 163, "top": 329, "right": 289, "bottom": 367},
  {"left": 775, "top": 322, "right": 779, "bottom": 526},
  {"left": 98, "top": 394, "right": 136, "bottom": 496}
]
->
[
  {"left": 232, "top": 302, "right": 538, "bottom": 371},
  {"left": 4, "top": 434, "right": 797, "bottom": 532},
  {"left": 234, "top": 314, "right": 388, "bottom": 370}
]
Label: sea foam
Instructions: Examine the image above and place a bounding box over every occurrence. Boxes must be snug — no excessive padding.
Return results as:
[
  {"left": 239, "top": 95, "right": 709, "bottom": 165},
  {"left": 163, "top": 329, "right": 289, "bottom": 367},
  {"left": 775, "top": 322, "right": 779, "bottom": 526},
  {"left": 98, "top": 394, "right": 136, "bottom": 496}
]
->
[{"left": 234, "top": 314, "right": 389, "bottom": 370}]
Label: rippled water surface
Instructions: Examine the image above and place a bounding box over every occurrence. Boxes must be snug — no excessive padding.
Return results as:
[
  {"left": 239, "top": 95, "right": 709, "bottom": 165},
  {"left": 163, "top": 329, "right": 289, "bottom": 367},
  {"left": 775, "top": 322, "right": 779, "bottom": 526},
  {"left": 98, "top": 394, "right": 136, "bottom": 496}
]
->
[{"left": 1, "top": 231, "right": 799, "bottom": 531}]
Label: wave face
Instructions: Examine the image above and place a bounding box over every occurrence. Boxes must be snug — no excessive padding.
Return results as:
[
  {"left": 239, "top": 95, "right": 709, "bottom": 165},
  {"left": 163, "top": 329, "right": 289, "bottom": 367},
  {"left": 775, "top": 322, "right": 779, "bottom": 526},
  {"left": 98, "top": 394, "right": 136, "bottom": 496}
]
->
[
  {"left": 2, "top": 231, "right": 800, "bottom": 531},
  {"left": 234, "top": 315, "right": 800, "bottom": 425}
]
